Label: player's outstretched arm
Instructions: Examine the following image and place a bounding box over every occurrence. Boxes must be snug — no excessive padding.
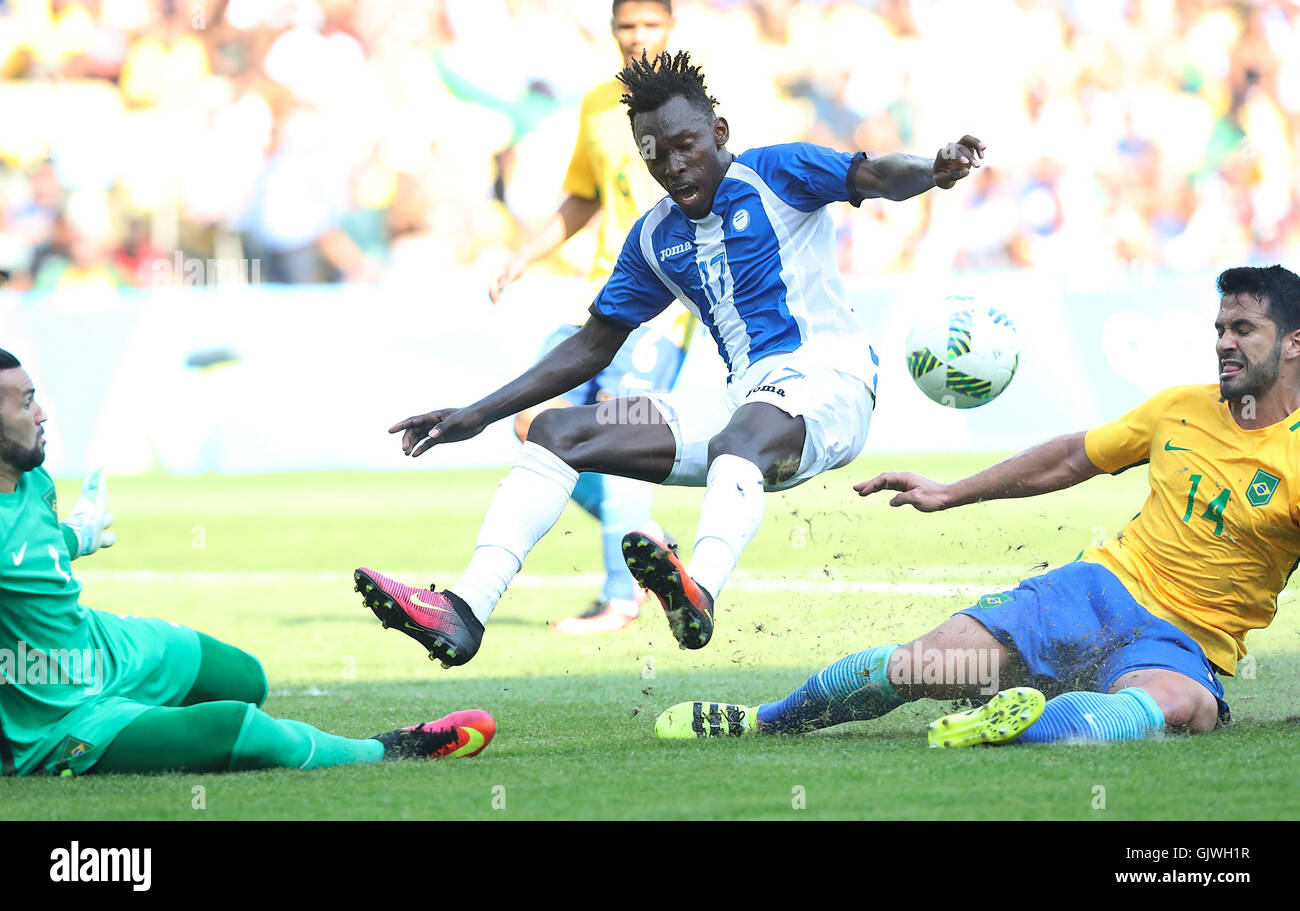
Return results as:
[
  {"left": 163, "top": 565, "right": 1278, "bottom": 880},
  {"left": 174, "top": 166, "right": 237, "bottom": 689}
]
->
[
  {"left": 489, "top": 194, "right": 601, "bottom": 303},
  {"left": 854, "top": 135, "right": 985, "bottom": 201},
  {"left": 389, "top": 316, "right": 632, "bottom": 457},
  {"left": 854, "top": 431, "right": 1101, "bottom": 512}
]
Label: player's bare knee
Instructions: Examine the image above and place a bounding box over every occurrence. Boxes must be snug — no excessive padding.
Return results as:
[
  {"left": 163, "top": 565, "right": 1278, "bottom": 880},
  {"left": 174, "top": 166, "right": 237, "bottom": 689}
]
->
[
  {"left": 525, "top": 409, "right": 582, "bottom": 462},
  {"left": 706, "top": 432, "right": 749, "bottom": 467},
  {"left": 524, "top": 407, "right": 559, "bottom": 449},
  {"left": 527, "top": 408, "right": 613, "bottom": 472},
  {"left": 888, "top": 615, "right": 1020, "bottom": 699},
  {"left": 706, "top": 437, "right": 798, "bottom": 487},
  {"left": 1148, "top": 683, "right": 1217, "bottom": 733},
  {"left": 886, "top": 633, "right": 1002, "bottom": 699},
  {"left": 1181, "top": 686, "right": 1219, "bottom": 733},
  {"left": 1187, "top": 705, "right": 1219, "bottom": 733}
]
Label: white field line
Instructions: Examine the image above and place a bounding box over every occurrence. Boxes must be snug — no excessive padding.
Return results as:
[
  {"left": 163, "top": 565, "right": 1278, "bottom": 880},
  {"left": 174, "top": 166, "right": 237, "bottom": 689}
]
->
[
  {"left": 74, "top": 568, "right": 1035, "bottom": 597},
  {"left": 74, "top": 569, "right": 1300, "bottom": 601}
]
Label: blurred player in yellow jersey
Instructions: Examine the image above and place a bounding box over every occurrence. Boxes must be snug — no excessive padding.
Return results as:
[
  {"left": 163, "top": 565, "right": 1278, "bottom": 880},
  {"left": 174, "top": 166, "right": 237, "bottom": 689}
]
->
[
  {"left": 489, "top": 0, "right": 693, "bottom": 634},
  {"left": 656, "top": 265, "right": 1300, "bottom": 746}
]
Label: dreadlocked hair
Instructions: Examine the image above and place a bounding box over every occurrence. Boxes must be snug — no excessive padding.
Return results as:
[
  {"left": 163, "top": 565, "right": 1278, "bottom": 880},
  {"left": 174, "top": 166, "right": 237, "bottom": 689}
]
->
[{"left": 618, "top": 50, "right": 718, "bottom": 127}]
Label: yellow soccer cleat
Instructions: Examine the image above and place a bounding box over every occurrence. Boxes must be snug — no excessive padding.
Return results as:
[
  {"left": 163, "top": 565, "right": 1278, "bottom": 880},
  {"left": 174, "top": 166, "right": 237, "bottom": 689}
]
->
[
  {"left": 655, "top": 701, "right": 756, "bottom": 740},
  {"left": 927, "top": 687, "right": 1046, "bottom": 748}
]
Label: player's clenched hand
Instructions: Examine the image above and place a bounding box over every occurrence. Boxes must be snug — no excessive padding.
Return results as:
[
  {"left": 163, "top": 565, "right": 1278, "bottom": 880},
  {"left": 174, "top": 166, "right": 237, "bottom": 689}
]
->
[
  {"left": 933, "top": 135, "right": 985, "bottom": 189},
  {"left": 853, "top": 472, "right": 952, "bottom": 512},
  {"left": 388, "top": 408, "right": 486, "bottom": 457}
]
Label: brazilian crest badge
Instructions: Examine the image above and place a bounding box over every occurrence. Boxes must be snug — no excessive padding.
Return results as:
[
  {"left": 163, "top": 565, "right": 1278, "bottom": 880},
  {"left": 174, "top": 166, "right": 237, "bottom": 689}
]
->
[{"left": 1246, "top": 469, "right": 1280, "bottom": 507}]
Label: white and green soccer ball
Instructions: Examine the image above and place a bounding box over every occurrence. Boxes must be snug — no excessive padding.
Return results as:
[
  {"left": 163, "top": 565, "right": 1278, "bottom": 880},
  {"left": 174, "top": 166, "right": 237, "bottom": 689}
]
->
[{"left": 905, "top": 299, "right": 1020, "bottom": 409}]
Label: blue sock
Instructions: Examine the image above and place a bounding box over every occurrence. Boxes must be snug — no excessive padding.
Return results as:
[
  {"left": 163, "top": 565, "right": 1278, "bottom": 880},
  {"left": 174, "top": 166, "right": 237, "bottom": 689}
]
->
[
  {"left": 597, "top": 475, "right": 652, "bottom": 604},
  {"left": 756, "top": 644, "right": 905, "bottom": 733},
  {"left": 1018, "top": 688, "right": 1165, "bottom": 743},
  {"left": 570, "top": 472, "right": 604, "bottom": 521},
  {"left": 572, "top": 473, "right": 655, "bottom": 605}
]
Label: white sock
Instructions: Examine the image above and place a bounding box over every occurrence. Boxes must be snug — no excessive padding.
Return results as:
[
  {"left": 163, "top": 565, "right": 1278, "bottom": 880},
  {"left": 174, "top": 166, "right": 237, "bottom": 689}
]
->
[
  {"left": 686, "top": 455, "right": 766, "bottom": 599},
  {"left": 452, "top": 441, "right": 578, "bottom": 624}
]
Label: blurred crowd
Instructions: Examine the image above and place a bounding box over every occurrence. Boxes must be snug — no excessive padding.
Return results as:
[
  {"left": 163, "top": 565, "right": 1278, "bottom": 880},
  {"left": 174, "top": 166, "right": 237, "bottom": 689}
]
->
[{"left": 1, "top": 0, "right": 1298, "bottom": 293}]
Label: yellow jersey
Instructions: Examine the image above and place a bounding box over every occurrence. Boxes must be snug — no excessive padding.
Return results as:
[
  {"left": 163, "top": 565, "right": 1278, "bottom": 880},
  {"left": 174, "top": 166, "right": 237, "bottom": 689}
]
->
[
  {"left": 563, "top": 78, "right": 665, "bottom": 287},
  {"left": 1082, "top": 384, "right": 1300, "bottom": 674},
  {"left": 562, "top": 78, "right": 693, "bottom": 349}
]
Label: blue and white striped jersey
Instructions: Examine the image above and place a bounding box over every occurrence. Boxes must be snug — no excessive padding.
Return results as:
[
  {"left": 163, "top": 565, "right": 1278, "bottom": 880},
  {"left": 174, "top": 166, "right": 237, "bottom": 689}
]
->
[{"left": 590, "top": 142, "right": 875, "bottom": 382}]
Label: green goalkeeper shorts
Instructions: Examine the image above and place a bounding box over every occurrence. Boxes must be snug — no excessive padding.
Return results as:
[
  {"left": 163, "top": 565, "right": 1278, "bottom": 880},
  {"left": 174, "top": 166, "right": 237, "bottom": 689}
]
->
[{"left": 27, "top": 615, "right": 202, "bottom": 776}]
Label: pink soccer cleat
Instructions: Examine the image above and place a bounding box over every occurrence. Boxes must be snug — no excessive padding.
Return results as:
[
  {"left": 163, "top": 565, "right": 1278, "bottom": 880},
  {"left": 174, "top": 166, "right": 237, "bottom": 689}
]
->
[
  {"left": 372, "top": 709, "right": 496, "bottom": 760},
  {"left": 354, "top": 567, "right": 484, "bottom": 667}
]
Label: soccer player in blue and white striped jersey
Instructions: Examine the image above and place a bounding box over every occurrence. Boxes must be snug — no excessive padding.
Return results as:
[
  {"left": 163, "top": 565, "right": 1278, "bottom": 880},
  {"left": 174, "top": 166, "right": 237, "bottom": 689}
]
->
[{"left": 356, "top": 51, "right": 983, "bottom": 667}]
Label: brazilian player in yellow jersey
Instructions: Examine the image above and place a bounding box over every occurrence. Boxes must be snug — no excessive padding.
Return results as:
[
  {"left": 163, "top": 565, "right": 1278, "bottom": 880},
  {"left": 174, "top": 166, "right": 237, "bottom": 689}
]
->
[
  {"left": 489, "top": 0, "right": 694, "bottom": 635},
  {"left": 654, "top": 265, "right": 1300, "bottom": 746},
  {"left": 0, "top": 349, "right": 495, "bottom": 774}
]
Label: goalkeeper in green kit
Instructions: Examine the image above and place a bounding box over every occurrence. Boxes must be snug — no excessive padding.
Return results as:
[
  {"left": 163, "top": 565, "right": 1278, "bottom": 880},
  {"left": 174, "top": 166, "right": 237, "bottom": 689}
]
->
[{"left": 0, "top": 349, "right": 495, "bottom": 775}]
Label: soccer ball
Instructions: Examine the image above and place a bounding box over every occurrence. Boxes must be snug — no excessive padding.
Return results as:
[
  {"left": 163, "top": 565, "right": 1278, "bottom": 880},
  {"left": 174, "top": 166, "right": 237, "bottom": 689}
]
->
[{"left": 905, "top": 299, "right": 1020, "bottom": 408}]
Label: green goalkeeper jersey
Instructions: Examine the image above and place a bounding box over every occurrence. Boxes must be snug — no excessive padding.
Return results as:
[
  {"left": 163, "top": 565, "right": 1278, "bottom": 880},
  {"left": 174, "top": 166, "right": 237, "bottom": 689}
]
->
[
  {"left": 0, "top": 468, "right": 194, "bottom": 775},
  {"left": 0, "top": 467, "right": 92, "bottom": 773}
]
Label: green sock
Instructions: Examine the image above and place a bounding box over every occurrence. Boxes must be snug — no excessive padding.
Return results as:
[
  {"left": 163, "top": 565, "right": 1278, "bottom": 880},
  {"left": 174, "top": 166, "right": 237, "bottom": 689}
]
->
[
  {"left": 97, "top": 701, "right": 250, "bottom": 774},
  {"left": 96, "top": 702, "right": 385, "bottom": 774},
  {"left": 230, "top": 705, "right": 384, "bottom": 771}
]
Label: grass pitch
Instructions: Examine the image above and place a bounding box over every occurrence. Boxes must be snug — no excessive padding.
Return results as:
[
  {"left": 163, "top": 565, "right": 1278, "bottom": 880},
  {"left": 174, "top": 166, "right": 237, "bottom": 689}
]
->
[{"left": 4, "top": 455, "right": 1298, "bottom": 820}]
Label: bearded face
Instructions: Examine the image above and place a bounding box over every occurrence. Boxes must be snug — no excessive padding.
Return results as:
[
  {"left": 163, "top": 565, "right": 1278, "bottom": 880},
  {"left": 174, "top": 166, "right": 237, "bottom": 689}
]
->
[
  {"left": 1217, "top": 293, "right": 1285, "bottom": 401},
  {"left": 0, "top": 368, "right": 47, "bottom": 477}
]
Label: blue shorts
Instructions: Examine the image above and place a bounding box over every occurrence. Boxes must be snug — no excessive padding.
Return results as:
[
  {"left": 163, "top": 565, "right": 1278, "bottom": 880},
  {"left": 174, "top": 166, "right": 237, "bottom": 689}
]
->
[
  {"left": 540, "top": 323, "right": 687, "bottom": 406},
  {"left": 957, "top": 561, "right": 1230, "bottom": 721}
]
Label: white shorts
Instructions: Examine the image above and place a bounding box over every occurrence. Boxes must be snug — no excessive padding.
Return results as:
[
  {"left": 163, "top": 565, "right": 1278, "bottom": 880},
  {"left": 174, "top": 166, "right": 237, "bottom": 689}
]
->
[{"left": 645, "top": 351, "right": 876, "bottom": 491}]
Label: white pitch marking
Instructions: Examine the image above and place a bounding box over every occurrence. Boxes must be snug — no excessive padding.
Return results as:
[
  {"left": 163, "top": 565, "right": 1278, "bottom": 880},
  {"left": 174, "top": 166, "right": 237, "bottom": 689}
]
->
[{"left": 74, "top": 568, "right": 1025, "bottom": 597}]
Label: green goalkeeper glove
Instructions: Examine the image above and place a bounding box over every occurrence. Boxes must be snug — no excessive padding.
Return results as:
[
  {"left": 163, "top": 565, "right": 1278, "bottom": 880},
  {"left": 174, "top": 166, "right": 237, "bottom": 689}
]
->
[{"left": 64, "top": 468, "right": 115, "bottom": 559}]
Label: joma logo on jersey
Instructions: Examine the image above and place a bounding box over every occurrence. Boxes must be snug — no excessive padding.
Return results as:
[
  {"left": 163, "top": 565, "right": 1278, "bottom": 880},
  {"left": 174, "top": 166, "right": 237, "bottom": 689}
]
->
[
  {"left": 658, "top": 242, "right": 694, "bottom": 262},
  {"left": 1247, "top": 468, "right": 1280, "bottom": 506}
]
